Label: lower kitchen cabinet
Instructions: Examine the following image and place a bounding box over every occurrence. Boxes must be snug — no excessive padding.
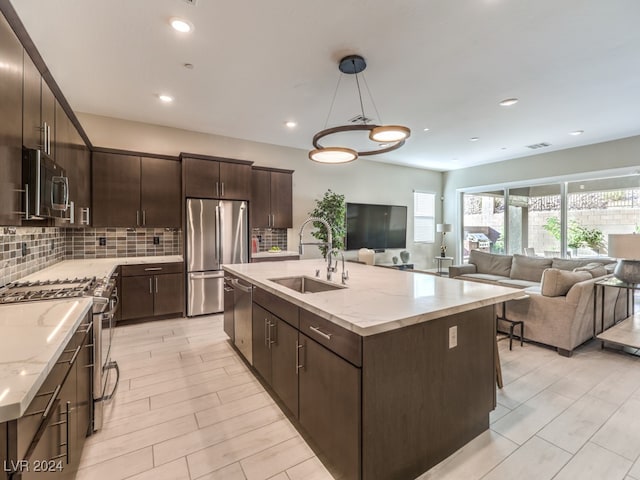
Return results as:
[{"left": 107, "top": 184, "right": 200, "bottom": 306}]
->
[
  {"left": 1, "top": 314, "right": 93, "bottom": 480},
  {"left": 222, "top": 276, "right": 235, "bottom": 342},
  {"left": 120, "top": 263, "right": 184, "bottom": 321}
]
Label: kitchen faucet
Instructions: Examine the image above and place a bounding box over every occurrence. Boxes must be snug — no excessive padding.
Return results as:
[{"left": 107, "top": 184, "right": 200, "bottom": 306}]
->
[
  {"left": 298, "top": 217, "right": 335, "bottom": 280},
  {"left": 339, "top": 251, "right": 349, "bottom": 284}
]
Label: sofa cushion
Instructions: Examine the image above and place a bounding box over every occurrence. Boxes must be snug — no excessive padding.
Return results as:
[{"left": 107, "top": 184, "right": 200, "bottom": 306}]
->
[
  {"left": 458, "top": 273, "right": 508, "bottom": 284},
  {"left": 540, "top": 268, "right": 591, "bottom": 297},
  {"left": 510, "top": 254, "right": 552, "bottom": 282},
  {"left": 497, "top": 278, "right": 540, "bottom": 289},
  {"left": 469, "top": 250, "right": 512, "bottom": 276},
  {"left": 573, "top": 262, "right": 608, "bottom": 278},
  {"left": 551, "top": 258, "right": 597, "bottom": 270}
]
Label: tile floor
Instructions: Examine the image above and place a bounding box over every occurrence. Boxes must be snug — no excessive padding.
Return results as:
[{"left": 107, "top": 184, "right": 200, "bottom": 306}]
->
[{"left": 78, "top": 315, "right": 640, "bottom": 480}]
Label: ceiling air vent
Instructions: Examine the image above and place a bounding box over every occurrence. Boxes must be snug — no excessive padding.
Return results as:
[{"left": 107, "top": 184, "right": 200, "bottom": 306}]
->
[
  {"left": 348, "top": 114, "right": 374, "bottom": 124},
  {"left": 525, "top": 142, "right": 551, "bottom": 150}
]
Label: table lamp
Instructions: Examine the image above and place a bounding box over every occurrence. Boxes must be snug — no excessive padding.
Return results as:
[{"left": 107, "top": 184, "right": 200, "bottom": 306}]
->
[
  {"left": 436, "top": 223, "right": 452, "bottom": 258},
  {"left": 608, "top": 233, "right": 640, "bottom": 284}
]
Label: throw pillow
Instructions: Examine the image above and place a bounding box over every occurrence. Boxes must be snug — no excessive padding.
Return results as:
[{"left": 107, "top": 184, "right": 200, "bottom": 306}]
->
[
  {"left": 469, "top": 250, "right": 512, "bottom": 276},
  {"left": 573, "top": 262, "right": 607, "bottom": 278},
  {"left": 541, "top": 268, "right": 591, "bottom": 297},
  {"left": 510, "top": 254, "right": 552, "bottom": 282}
]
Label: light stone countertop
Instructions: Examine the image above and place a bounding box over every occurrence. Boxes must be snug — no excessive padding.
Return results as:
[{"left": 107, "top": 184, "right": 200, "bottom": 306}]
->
[
  {"left": 224, "top": 259, "right": 525, "bottom": 336},
  {"left": 0, "top": 255, "right": 182, "bottom": 422},
  {"left": 19, "top": 255, "right": 184, "bottom": 282},
  {"left": 252, "top": 250, "right": 300, "bottom": 259},
  {"left": 0, "top": 298, "right": 93, "bottom": 422}
]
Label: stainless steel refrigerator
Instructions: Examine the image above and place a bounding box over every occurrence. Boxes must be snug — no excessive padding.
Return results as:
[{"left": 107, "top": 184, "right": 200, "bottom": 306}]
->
[{"left": 186, "top": 198, "right": 248, "bottom": 316}]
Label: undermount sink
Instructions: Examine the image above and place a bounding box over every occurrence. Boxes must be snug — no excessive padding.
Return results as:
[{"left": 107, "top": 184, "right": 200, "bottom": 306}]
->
[{"left": 269, "top": 275, "right": 346, "bottom": 293}]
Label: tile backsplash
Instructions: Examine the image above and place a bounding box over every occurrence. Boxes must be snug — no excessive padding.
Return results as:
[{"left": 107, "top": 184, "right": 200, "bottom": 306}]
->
[
  {"left": 252, "top": 228, "right": 288, "bottom": 252},
  {"left": 65, "top": 228, "right": 182, "bottom": 259},
  {"left": 0, "top": 227, "right": 66, "bottom": 286}
]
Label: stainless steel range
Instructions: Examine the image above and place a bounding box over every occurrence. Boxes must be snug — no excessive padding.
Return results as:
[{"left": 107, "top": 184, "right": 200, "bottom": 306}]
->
[{"left": 0, "top": 274, "right": 119, "bottom": 432}]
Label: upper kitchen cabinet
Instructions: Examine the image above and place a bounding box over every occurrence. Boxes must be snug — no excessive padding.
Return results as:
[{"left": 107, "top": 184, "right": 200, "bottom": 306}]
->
[
  {"left": 182, "top": 154, "right": 252, "bottom": 200},
  {"left": 92, "top": 151, "right": 181, "bottom": 228},
  {"left": 22, "top": 52, "right": 55, "bottom": 157},
  {"left": 0, "top": 13, "right": 23, "bottom": 225},
  {"left": 251, "top": 167, "right": 293, "bottom": 229},
  {"left": 55, "top": 104, "right": 90, "bottom": 226}
]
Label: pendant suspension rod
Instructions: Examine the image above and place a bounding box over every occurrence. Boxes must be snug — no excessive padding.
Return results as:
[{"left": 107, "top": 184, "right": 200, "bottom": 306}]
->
[{"left": 353, "top": 60, "right": 367, "bottom": 124}]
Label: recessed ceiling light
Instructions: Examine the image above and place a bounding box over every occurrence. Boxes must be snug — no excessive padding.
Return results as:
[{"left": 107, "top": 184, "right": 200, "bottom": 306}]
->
[
  {"left": 469, "top": 137, "right": 479, "bottom": 142},
  {"left": 569, "top": 130, "right": 584, "bottom": 136},
  {"left": 285, "top": 121, "right": 297, "bottom": 128},
  {"left": 170, "top": 18, "right": 193, "bottom": 33},
  {"left": 499, "top": 98, "right": 519, "bottom": 107},
  {"left": 158, "top": 94, "right": 174, "bottom": 103},
  {"left": 183, "top": 63, "right": 194, "bottom": 70},
  {"left": 423, "top": 127, "right": 430, "bottom": 132}
]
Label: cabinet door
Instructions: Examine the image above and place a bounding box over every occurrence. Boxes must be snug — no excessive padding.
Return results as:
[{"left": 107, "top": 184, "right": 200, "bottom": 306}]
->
[
  {"left": 76, "top": 325, "right": 92, "bottom": 444},
  {"left": 299, "top": 333, "right": 361, "bottom": 480},
  {"left": 271, "top": 318, "right": 299, "bottom": 418},
  {"left": 0, "top": 14, "right": 23, "bottom": 225},
  {"left": 250, "top": 169, "right": 271, "bottom": 228},
  {"left": 58, "top": 361, "right": 78, "bottom": 479},
  {"left": 121, "top": 275, "right": 154, "bottom": 320},
  {"left": 183, "top": 157, "right": 219, "bottom": 198},
  {"left": 219, "top": 162, "right": 251, "bottom": 200},
  {"left": 153, "top": 272, "right": 184, "bottom": 316},
  {"left": 140, "top": 157, "right": 181, "bottom": 227},
  {"left": 22, "top": 52, "right": 42, "bottom": 150},
  {"left": 92, "top": 152, "right": 141, "bottom": 227},
  {"left": 0, "top": 421, "right": 6, "bottom": 480},
  {"left": 252, "top": 303, "right": 272, "bottom": 383},
  {"left": 270, "top": 171, "right": 293, "bottom": 228},
  {"left": 41, "top": 81, "right": 56, "bottom": 158}
]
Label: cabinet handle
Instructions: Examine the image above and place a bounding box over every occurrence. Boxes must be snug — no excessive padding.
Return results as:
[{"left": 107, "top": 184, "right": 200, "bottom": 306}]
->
[
  {"left": 269, "top": 321, "right": 276, "bottom": 346},
  {"left": 221, "top": 182, "right": 225, "bottom": 196},
  {"left": 216, "top": 182, "right": 220, "bottom": 197},
  {"left": 296, "top": 342, "right": 304, "bottom": 374},
  {"left": 65, "top": 401, "right": 70, "bottom": 464},
  {"left": 155, "top": 277, "right": 158, "bottom": 293},
  {"left": 309, "top": 325, "right": 332, "bottom": 340},
  {"left": 145, "top": 267, "right": 162, "bottom": 271},
  {"left": 264, "top": 318, "right": 269, "bottom": 347},
  {"left": 136, "top": 210, "right": 140, "bottom": 226},
  {"left": 47, "top": 124, "right": 51, "bottom": 155},
  {"left": 28, "top": 384, "right": 62, "bottom": 419},
  {"left": 143, "top": 210, "right": 146, "bottom": 226},
  {"left": 69, "top": 345, "right": 82, "bottom": 365},
  {"left": 149, "top": 278, "right": 153, "bottom": 294}
]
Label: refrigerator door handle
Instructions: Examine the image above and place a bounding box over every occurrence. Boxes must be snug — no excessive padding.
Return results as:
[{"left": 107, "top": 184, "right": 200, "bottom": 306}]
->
[
  {"left": 215, "top": 204, "right": 221, "bottom": 267},
  {"left": 189, "top": 272, "right": 224, "bottom": 280}
]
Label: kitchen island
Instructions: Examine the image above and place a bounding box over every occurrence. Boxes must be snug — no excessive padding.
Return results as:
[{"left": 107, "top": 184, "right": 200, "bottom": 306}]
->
[{"left": 223, "top": 259, "right": 524, "bottom": 480}]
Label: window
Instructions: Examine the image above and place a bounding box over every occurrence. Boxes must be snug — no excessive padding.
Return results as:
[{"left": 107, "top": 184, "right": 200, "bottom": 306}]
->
[{"left": 414, "top": 191, "right": 435, "bottom": 243}]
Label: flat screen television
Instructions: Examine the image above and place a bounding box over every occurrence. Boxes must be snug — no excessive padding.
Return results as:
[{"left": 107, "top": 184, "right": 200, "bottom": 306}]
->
[{"left": 346, "top": 202, "right": 407, "bottom": 251}]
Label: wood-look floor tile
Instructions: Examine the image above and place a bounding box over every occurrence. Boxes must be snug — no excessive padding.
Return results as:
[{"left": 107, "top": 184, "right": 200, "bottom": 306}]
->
[
  {"left": 194, "top": 462, "right": 247, "bottom": 480},
  {"left": 553, "top": 442, "right": 632, "bottom": 480},
  {"left": 240, "top": 436, "right": 314, "bottom": 480},
  {"left": 631, "top": 457, "right": 640, "bottom": 478},
  {"left": 81, "top": 414, "right": 198, "bottom": 467},
  {"left": 154, "top": 404, "right": 284, "bottom": 466},
  {"left": 481, "top": 436, "right": 571, "bottom": 480},
  {"left": 119, "top": 354, "right": 205, "bottom": 381},
  {"left": 418, "top": 430, "right": 518, "bottom": 480},
  {"left": 496, "top": 367, "right": 565, "bottom": 410},
  {"left": 592, "top": 397, "right": 640, "bottom": 461},
  {"left": 217, "top": 380, "right": 264, "bottom": 404},
  {"left": 102, "top": 397, "right": 150, "bottom": 425},
  {"left": 490, "top": 403, "right": 511, "bottom": 425},
  {"left": 126, "top": 457, "right": 190, "bottom": 480},
  {"left": 285, "top": 457, "right": 334, "bottom": 480},
  {"left": 186, "top": 419, "right": 298, "bottom": 478},
  {"left": 195, "top": 392, "right": 273, "bottom": 428},
  {"left": 75, "top": 447, "right": 153, "bottom": 480},
  {"left": 589, "top": 366, "right": 640, "bottom": 406},
  {"left": 537, "top": 394, "right": 619, "bottom": 454}
]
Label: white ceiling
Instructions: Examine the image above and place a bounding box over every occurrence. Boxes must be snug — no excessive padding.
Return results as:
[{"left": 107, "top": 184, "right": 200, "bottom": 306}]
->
[{"left": 11, "top": 0, "right": 640, "bottom": 172}]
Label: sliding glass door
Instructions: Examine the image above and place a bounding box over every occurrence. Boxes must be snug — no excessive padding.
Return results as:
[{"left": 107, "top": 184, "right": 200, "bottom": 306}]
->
[{"left": 462, "top": 190, "right": 505, "bottom": 262}]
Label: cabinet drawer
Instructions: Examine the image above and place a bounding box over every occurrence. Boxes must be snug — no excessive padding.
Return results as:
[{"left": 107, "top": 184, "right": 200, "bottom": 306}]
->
[
  {"left": 300, "top": 309, "right": 362, "bottom": 367},
  {"left": 121, "top": 262, "right": 183, "bottom": 277},
  {"left": 253, "top": 288, "right": 299, "bottom": 329}
]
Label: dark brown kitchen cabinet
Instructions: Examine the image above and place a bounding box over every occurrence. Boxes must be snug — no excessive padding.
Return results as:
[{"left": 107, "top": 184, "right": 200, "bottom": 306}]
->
[
  {"left": 299, "top": 332, "right": 361, "bottom": 480},
  {"left": 92, "top": 152, "right": 180, "bottom": 228},
  {"left": 55, "top": 102, "right": 90, "bottom": 226},
  {"left": 251, "top": 303, "right": 299, "bottom": 418},
  {"left": 22, "top": 52, "right": 55, "bottom": 157},
  {"left": 120, "top": 263, "right": 184, "bottom": 321},
  {"left": 0, "top": 12, "right": 23, "bottom": 226},
  {"left": 183, "top": 155, "right": 252, "bottom": 200},
  {"left": 250, "top": 167, "right": 293, "bottom": 228}
]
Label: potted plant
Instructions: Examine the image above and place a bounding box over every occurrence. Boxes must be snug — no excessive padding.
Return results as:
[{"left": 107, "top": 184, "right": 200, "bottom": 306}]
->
[{"left": 308, "top": 189, "right": 346, "bottom": 257}]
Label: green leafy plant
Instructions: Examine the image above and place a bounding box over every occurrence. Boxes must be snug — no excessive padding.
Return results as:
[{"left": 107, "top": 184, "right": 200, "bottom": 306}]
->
[
  {"left": 543, "top": 217, "right": 605, "bottom": 252},
  {"left": 308, "top": 189, "right": 346, "bottom": 257}
]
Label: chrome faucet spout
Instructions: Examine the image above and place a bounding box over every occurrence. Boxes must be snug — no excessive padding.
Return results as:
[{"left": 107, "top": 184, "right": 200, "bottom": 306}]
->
[{"left": 298, "top": 217, "right": 334, "bottom": 279}]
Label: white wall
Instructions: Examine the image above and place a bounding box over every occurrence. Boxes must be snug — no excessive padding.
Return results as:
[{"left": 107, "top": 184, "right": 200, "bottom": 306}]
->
[
  {"left": 78, "top": 113, "right": 443, "bottom": 269},
  {"left": 442, "top": 134, "right": 640, "bottom": 257}
]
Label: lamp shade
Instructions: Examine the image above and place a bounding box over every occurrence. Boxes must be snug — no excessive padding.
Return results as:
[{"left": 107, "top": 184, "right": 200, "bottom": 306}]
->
[
  {"left": 608, "top": 234, "right": 640, "bottom": 259},
  {"left": 436, "top": 223, "right": 452, "bottom": 233}
]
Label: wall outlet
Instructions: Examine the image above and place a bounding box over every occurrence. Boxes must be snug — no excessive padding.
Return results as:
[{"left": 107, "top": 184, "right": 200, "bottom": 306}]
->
[
  {"left": 449, "top": 326, "right": 458, "bottom": 349},
  {"left": 99, "top": 237, "right": 107, "bottom": 246},
  {"left": 153, "top": 236, "right": 160, "bottom": 245},
  {"left": 21, "top": 242, "right": 27, "bottom": 256}
]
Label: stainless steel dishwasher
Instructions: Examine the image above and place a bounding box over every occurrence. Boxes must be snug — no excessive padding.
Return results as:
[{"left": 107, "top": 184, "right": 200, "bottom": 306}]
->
[{"left": 230, "top": 277, "right": 254, "bottom": 364}]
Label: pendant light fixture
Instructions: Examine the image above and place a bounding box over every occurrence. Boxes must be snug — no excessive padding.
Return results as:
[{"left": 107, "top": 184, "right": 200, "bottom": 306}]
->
[{"left": 309, "top": 55, "right": 411, "bottom": 164}]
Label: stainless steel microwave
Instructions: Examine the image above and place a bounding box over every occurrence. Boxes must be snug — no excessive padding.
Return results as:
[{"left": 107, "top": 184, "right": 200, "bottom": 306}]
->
[{"left": 22, "top": 148, "right": 69, "bottom": 219}]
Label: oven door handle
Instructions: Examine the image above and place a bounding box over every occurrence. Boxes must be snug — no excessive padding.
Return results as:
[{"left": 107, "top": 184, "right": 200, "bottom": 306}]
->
[{"left": 100, "top": 361, "right": 120, "bottom": 401}]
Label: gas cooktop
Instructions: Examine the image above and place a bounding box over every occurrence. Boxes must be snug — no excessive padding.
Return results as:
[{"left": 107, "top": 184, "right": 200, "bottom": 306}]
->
[{"left": 0, "top": 277, "right": 97, "bottom": 304}]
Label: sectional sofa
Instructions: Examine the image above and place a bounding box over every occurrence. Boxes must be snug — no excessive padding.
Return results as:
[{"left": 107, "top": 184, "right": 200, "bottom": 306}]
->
[{"left": 449, "top": 250, "right": 626, "bottom": 356}]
